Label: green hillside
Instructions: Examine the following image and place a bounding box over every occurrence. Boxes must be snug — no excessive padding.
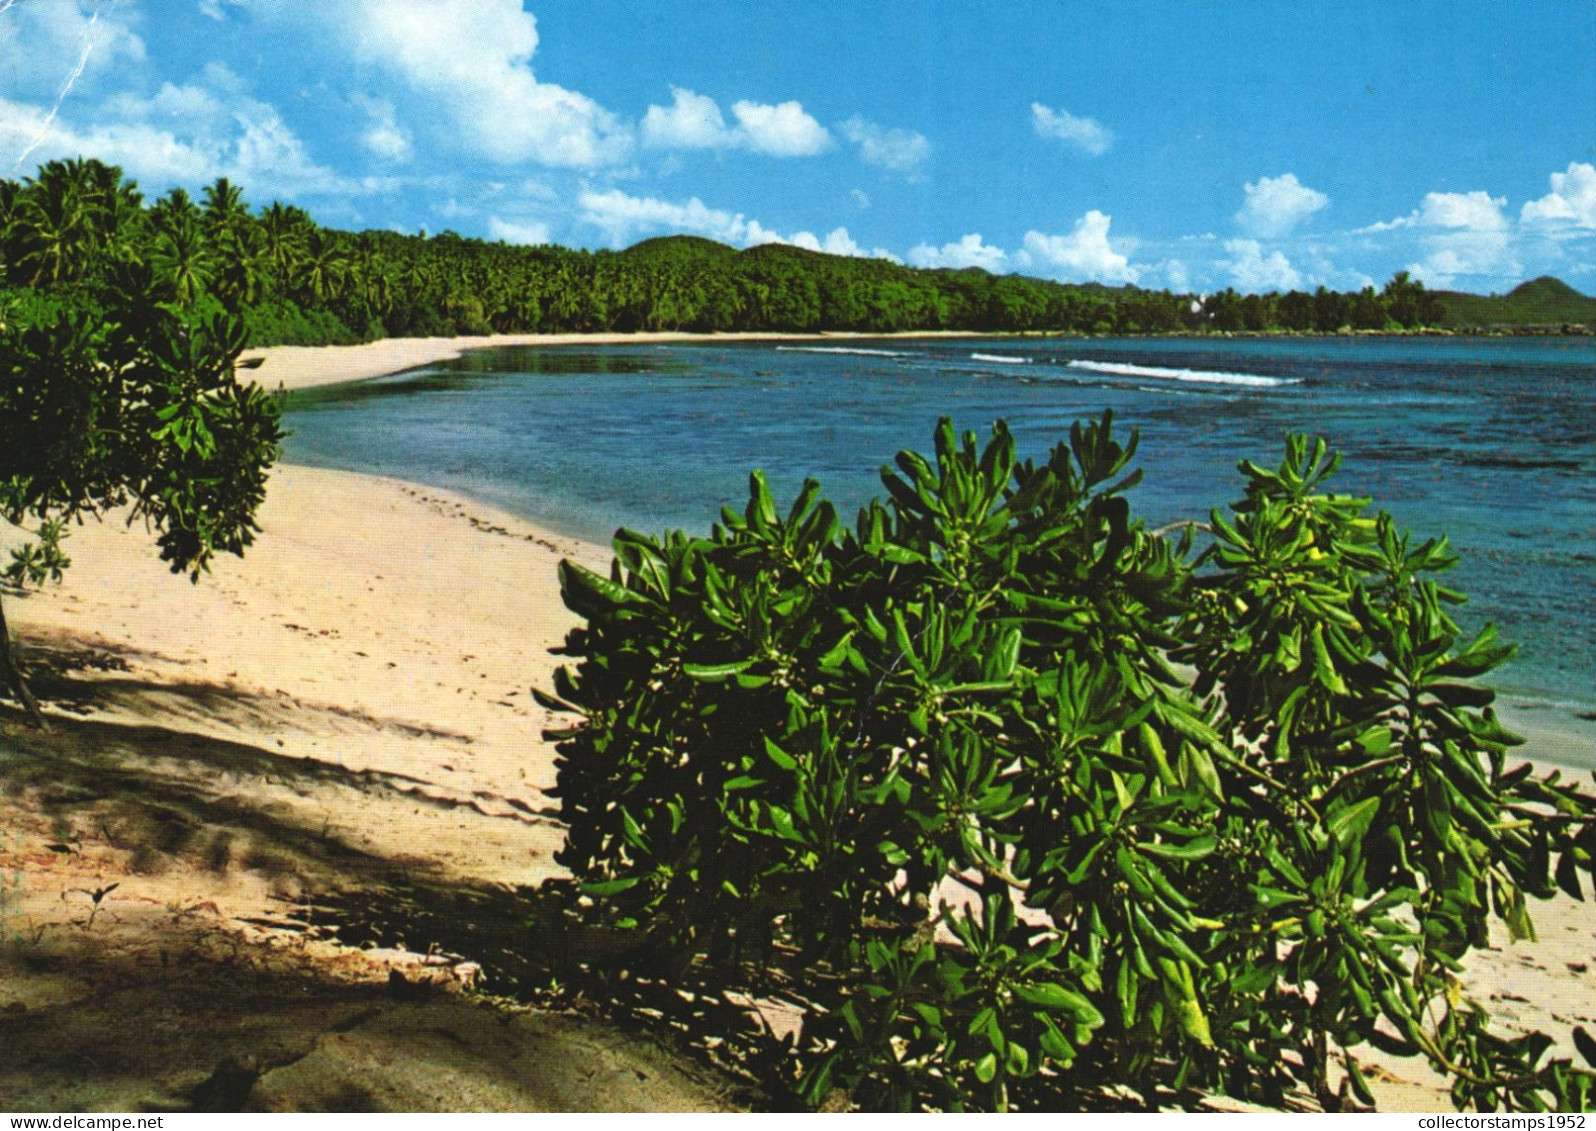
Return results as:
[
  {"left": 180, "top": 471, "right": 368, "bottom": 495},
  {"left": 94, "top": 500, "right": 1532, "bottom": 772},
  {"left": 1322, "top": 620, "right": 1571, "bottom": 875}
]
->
[
  {"left": 1436, "top": 276, "right": 1596, "bottom": 329},
  {"left": 616, "top": 234, "right": 738, "bottom": 267}
]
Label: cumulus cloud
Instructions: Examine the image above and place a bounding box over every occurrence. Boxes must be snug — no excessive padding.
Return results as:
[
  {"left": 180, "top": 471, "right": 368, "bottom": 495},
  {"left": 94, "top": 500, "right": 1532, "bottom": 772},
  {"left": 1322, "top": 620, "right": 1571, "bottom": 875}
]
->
[
  {"left": 322, "top": 0, "right": 631, "bottom": 168},
  {"left": 838, "top": 116, "right": 929, "bottom": 174},
  {"left": 1018, "top": 211, "right": 1138, "bottom": 283},
  {"left": 1, "top": 63, "right": 354, "bottom": 198},
  {"left": 579, "top": 188, "right": 742, "bottom": 245},
  {"left": 729, "top": 99, "right": 831, "bottom": 157},
  {"left": 1235, "top": 173, "right": 1328, "bottom": 237},
  {"left": 1156, "top": 259, "right": 1192, "bottom": 292},
  {"left": 1356, "top": 189, "right": 1510, "bottom": 235},
  {"left": 1339, "top": 179, "right": 1556, "bottom": 289},
  {"left": 788, "top": 226, "right": 900, "bottom": 261},
  {"left": 488, "top": 216, "right": 552, "bottom": 245},
  {"left": 1415, "top": 190, "right": 1510, "bottom": 231},
  {"left": 1, "top": 94, "right": 202, "bottom": 184},
  {"left": 353, "top": 94, "right": 411, "bottom": 162},
  {"left": 641, "top": 86, "right": 732, "bottom": 150},
  {"left": 906, "top": 233, "right": 1009, "bottom": 272},
  {"left": 1405, "top": 232, "right": 1520, "bottom": 288},
  {"left": 576, "top": 188, "right": 890, "bottom": 257},
  {"left": 1364, "top": 190, "right": 1517, "bottom": 287},
  {"left": 1030, "top": 103, "right": 1113, "bottom": 156},
  {"left": 1224, "top": 239, "right": 1302, "bottom": 291},
  {"left": 578, "top": 187, "right": 802, "bottom": 246},
  {"left": 1522, "top": 162, "right": 1596, "bottom": 230},
  {"left": 640, "top": 87, "right": 830, "bottom": 157}
]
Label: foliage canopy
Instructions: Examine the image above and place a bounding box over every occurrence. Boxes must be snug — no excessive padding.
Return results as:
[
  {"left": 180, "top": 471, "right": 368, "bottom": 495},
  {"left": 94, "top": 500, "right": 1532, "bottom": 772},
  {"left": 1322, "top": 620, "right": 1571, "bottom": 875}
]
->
[
  {"left": 2, "top": 158, "right": 1466, "bottom": 347},
  {"left": 542, "top": 415, "right": 1596, "bottom": 1111},
  {"left": 0, "top": 265, "right": 283, "bottom": 721}
]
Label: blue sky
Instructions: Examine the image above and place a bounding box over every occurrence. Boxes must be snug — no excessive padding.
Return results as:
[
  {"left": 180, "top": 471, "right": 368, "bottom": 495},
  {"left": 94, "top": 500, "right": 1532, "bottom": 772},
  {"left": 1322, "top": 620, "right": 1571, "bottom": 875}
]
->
[{"left": 2, "top": 0, "right": 1593, "bottom": 294}]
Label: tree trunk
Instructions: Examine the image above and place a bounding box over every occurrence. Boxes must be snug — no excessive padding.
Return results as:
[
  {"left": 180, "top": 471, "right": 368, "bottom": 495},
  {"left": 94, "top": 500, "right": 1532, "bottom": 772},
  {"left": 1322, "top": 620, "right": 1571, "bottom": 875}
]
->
[{"left": 0, "top": 589, "right": 48, "bottom": 730}]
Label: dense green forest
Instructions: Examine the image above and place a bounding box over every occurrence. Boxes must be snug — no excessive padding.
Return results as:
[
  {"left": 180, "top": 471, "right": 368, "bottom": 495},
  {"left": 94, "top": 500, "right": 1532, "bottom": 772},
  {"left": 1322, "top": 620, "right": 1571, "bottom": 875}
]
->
[
  {"left": 1433, "top": 275, "right": 1596, "bottom": 330},
  {"left": 1, "top": 158, "right": 1587, "bottom": 347}
]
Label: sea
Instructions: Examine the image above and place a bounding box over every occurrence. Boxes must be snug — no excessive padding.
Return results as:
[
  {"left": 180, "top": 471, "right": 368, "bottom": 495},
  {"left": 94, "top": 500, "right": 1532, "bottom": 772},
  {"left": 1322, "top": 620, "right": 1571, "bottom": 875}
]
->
[{"left": 282, "top": 335, "right": 1596, "bottom": 745}]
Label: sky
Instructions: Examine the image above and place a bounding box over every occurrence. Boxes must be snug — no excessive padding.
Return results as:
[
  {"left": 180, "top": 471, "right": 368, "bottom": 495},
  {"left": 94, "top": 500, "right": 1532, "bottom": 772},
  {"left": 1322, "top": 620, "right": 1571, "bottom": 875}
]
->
[{"left": 1, "top": 0, "right": 1593, "bottom": 295}]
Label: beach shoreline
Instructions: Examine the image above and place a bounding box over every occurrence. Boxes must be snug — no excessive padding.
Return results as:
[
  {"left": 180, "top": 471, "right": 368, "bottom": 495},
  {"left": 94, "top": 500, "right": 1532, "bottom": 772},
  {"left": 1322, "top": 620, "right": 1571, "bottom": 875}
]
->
[
  {"left": 241, "top": 327, "right": 1596, "bottom": 396},
  {"left": 241, "top": 329, "right": 993, "bottom": 393},
  {"left": 254, "top": 328, "right": 1596, "bottom": 764},
  {"left": 1, "top": 333, "right": 1593, "bottom": 1111}
]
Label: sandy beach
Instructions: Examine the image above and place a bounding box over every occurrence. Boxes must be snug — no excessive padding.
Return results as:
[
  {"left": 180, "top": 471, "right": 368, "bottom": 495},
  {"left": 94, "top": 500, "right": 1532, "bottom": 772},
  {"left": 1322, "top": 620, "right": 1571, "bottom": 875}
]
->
[
  {"left": 2, "top": 332, "right": 1594, "bottom": 1112},
  {"left": 237, "top": 329, "right": 983, "bottom": 393}
]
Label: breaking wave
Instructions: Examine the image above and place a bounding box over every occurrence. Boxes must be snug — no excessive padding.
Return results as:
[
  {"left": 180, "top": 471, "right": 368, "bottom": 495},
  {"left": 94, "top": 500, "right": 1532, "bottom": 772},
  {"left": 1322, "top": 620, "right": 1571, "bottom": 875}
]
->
[
  {"left": 776, "top": 346, "right": 911, "bottom": 358},
  {"left": 1064, "top": 359, "right": 1298, "bottom": 388},
  {"left": 971, "top": 352, "right": 1029, "bottom": 365}
]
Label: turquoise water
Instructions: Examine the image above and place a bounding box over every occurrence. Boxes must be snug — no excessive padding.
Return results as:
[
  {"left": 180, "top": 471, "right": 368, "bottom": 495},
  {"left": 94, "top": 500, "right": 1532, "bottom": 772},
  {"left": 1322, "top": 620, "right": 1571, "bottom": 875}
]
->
[{"left": 282, "top": 335, "right": 1596, "bottom": 730}]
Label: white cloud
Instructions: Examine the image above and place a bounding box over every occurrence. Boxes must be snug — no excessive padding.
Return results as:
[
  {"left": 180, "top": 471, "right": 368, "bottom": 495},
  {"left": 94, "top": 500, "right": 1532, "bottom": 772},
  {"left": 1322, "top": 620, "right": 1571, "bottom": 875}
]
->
[
  {"left": 0, "top": 0, "right": 144, "bottom": 95},
  {"left": 850, "top": 188, "right": 871, "bottom": 210},
  {"left": 1235, "top": 173, "right": 1328, "bottom": 237},
  {"left": 1343, "top": 183, "right": 1534, "bottom": 288},
  {"left": 741, "top": 219, "right": 789, "bottom": 247},
  {"left": 1018, "top": 211, "right": 1138, "bottom": 283},
  {"left": 576, "top": 188, "right": 890, "bottom": 257},
  {"left": 1522, "top": 162, "right": 1596, "bottom": 230},
  {"left": 1372, "top": 190, "right": 1518, "bottom": 287},
  {"left": 324, "top": 0, "right": 631, "bottom": 168},
  {"left": 198, "top": 0, "right": 247, "bottom": 20},
  {"left": 1031, "top": 103, "right": 1113, "bottom": 156},
  {"left": 488, "top": 216, "right": 551, "bottom": 245},
  {"left": 907, "top": 233, "right": 1009, "bottom": 272},
  {"left": 1, "top": 61, "right": 355, "bottom": 198},
  {"left": 578, "top": 187, "right": 760, "bottom": 246},
  {"left": 1356, "top": 189, "right": 1509, "bottom": 235},
  {"left": 641, "top": 86, "right": 733, "bottom": 150},
  {"left": 1414, "top": 190, "right": 1510, "bottom": 231},
  {"left": 639, "top": 87, "right": 830, "bottom": 158},
  {"left": 1224, "top": 239, "right": 1302, "bottom": 291},
  {"left": 838, "top": 116, "right": 929, "bottom": 174},
  {"left": 1405, "top": 231, "right": 1519, "bottom": 288},
  {"left": 788, "top": 226, "right": 900, "bottom": 261},
  {"left": 729, "top": 99, "right": 831, "bottom": 157},
  {"left": 1, "top": 94, "right": 204, "bottom": 184},
  {"left": 354, "top": 94, "right": 411, "bottom": 163},
  {"left": 1153, "top": 259, "right": 1192, "bottom": 292}
]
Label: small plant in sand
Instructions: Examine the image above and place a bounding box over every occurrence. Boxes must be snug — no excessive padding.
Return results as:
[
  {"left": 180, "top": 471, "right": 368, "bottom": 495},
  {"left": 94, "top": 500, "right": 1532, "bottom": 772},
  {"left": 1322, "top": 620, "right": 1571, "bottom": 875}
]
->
[
  {"left": 542, "top": 414, "right": 1596, "bottom": 1112},
  {"left": 0, "top": 265, "right": 283, "bottom": 725}
]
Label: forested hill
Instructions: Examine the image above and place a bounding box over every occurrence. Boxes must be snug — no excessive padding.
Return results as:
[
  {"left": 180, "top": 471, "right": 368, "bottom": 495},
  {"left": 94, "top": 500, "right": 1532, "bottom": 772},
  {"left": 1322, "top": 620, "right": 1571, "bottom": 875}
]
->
[
  {"left": 2, "top": 158, "right": 1588, "bottom": 347},
  {"left": 1435, "top": 276, "right": 1596, "bottom": 330}
]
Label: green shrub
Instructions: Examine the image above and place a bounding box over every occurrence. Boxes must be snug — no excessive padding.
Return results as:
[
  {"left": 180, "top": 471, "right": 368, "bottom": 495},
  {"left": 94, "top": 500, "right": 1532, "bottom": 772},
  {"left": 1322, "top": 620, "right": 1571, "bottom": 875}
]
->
[
  {"left": 241, "top": 297, "right": 367, "bottom": 348},
  {"left": 541, "top": 415, "right": 1596, "bottom": 1111},
  {"left": 0, "top": 286, "right": 103, "bottom": 332},
  {"left": 0, "top": 264, "right": 283, "bottom": 723}
]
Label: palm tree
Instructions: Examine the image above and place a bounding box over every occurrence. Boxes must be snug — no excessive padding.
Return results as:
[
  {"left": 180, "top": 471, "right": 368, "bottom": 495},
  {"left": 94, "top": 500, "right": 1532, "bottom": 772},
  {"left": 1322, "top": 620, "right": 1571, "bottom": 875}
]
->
[
  {"left": 150, "top": 194, "right": 214, "bottom": 308},
  {"left": 85, "top": 162, "right": 146, "bottom": 264},
  {"left": 0, "top": 178, "right": 20, "bottom": 282},
  {"left": 148, "top": 186, "right": 200, "bottom": 237},
  {"left": 12, "top": 164, "right": 94, "bottom": 285},
  {"left": 211, "top": 224, "right": 265, "bottom": 310},
  {"left": 200, "top": 177, "right": 250, "bottom": 241},
  {"left": 258, "top": 201, "right": 311, "bottom": 297},
  {"left": 346, "top": 239, "right": 396, "bottom": 329},
  {"left": 296, "top": 228, "right": 349, "bottom": 305}
]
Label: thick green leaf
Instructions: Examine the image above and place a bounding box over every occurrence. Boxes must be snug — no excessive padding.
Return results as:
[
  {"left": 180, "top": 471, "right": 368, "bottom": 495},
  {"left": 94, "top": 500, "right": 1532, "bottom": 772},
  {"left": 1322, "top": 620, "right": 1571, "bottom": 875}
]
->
[{"left": 1328, "top": 797, "right": 1381, "bottom": 848}]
